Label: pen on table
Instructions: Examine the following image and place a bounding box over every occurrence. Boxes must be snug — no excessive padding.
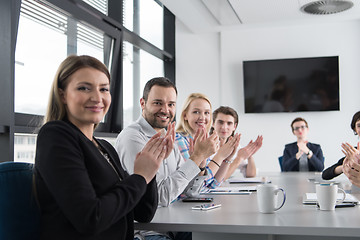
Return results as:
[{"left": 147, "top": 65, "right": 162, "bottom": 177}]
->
[
  {"left": 201, "top": 204, "right": 214, "bottom": 207},
  {"left": 210, "top": 190, "right": 231, "bottom": 192}
]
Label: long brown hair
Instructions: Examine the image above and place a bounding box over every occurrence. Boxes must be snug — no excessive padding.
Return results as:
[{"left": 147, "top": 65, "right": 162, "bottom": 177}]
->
[{"left": 44, "top": 55, "right": 110, "bottom": 125}]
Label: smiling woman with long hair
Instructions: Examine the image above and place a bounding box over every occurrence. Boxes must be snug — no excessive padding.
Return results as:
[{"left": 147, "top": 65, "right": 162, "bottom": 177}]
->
[
  {"left": 34, "top": 55, "right": 169, "bottom": 240},
  {"left": 175, "top": 93, "right": 241, "bottom": 189}
]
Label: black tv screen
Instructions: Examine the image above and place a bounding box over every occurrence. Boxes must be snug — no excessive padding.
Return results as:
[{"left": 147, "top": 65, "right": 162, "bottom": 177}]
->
[{"left": 243, "top": 56, "right": 339, "bottom": 113}]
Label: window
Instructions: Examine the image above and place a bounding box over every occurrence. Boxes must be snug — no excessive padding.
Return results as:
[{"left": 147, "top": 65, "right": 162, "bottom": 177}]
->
[
  {"left": 123, "top": 0, "right": 164, "bottom": 50},
  {"left": 122, "top": 41, "right": 164, "bottom": 128},
  {"left": 15, "top": 1, "right": 67, "bottom": 115},
  {"left": 14, "top": 134, "right": 37, "bottom": 163},
  {"left": 15, "top": 0, "right": 113, "bottom": 116},
  {"left": 82, "top": 0, "right": 107, "bottom": 15},
  {"left": 11, "top": 0, "right": 174, "bottom": 162}
]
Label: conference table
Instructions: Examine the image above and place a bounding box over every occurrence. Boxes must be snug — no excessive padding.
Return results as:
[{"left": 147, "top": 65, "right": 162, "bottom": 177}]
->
[{"left": 135, "top": 172, "right": 360, "bottom": 240}]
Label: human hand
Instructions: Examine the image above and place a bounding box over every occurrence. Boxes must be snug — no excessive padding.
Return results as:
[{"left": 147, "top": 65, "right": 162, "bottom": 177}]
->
[
  {"left": 341, "top": 142, "right": 360, "bottom": 164},
  {"left": 163, "top": 121, "right": 175, "bottom": 159},
  {"left": 133, "top": 132, "right": 167, "bottom": 183},
  {"left": 343, "top": 155, "right": 360, "bottom": 187},
  {"left": 188, "top": 127, "right": 202, "bottom": 157},
  {"left": 297, "top": 141, "right": 309, "bottom": 154},
  {"left": 190, "top": 127, "right": 219, "bottom": 165},
  {"left": 251, "top": 135, "right": 263, "bottom": 156},
  {"left": 235, "top": 135, "right": 263, "bottom": 161},
  {"left": 235, "top": 143, "right": 253, "bottom": 163},
  {"left": 216, "top": 133, "right": 241, "bottom": 161}
]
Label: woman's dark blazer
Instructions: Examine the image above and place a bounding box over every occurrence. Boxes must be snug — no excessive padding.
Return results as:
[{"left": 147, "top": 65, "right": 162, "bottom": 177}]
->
[
  {"left": 34, "top": 120, "right": 158, "bottom": 240},
  {"left": 321, "top": 147, "right": 357, "bottom": 180},
  {"left": 282, "top": 142, "right": 324, "bottom": 172},
  {"left": 322, "top": 158, "right": 344, "bottom": 180}
]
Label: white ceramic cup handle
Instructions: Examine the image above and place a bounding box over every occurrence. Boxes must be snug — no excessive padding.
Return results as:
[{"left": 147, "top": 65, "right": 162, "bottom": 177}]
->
[
  {"left": 274, "top": 188, "right": 286, "bottom": 211},
  {"left": 336, "top": 188, "right": 346, "bottom": 204}
]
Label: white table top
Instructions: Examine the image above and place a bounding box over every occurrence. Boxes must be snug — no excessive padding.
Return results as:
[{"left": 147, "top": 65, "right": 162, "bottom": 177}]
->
[{"left": 135, "top": 172, "right": 360, "bottom": 237}]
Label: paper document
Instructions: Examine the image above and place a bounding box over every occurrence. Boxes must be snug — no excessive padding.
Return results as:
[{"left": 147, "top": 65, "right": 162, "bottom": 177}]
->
[
  {"left": 201, "top": 186, "right": 256, "bottom": 195},
  {"left": 228, "top": 176, "right": 271, "bottom": 184},
  {"left": 302, "top": 193, "right": 359, "bottom": 204}
]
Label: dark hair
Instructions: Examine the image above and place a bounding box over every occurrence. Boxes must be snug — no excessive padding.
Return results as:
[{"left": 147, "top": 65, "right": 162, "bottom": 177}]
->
[
  {"left": 142, "top": 77, "right": 177, "bottom": 101},
  {"left": 291, "top": 117, "right": 308, "bottom": 131},
  {"left": 213, "top": 106, "right": 239, "bottom": 126},
  {"left": 210, "top": 106, "right": 239, "bottom": 136},
  {"left": 351, "top": 111, "right": 360, "bottom": 135}
]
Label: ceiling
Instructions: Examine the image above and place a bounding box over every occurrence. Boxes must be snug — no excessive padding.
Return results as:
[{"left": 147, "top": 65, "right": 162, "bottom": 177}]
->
[{"left": 160, "top": 0, "right": 360, "bottom": 33}]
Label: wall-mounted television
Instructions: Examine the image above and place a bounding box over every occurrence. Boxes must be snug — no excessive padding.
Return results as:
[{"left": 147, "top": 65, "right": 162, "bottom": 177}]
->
[{"left": 243, "top": 56, "right": 339, "bottom": 113}]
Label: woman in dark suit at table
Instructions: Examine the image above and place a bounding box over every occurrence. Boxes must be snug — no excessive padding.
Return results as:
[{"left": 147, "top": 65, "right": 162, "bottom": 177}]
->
[
  {"left": 34, "top": 55, "right": 171, "bottom": 240},
  {"left": 282, "top": 117, "right": 324, "bottom": 172},
  {"left": 322, "top": 111, "right": 360, "bottom": 180}
]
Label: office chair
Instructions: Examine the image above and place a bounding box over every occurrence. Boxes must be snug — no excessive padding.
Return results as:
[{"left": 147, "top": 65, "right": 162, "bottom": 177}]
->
[
  {"left": 278, "top": 156, "right": 284, "bottom": 172},
  {"left": 0, "top": 162, "right": 40, "bottom": 240}
]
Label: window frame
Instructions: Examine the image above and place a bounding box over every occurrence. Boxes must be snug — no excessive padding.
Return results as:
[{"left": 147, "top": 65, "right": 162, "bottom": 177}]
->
[{"left": 13, "top": 0, "right": 175, "bottom": 138}]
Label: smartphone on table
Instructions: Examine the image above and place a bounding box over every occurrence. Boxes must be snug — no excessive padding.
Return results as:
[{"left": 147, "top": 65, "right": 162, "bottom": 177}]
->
[{"left": 182, "top": 197, "right": 213, "bottom": 203}]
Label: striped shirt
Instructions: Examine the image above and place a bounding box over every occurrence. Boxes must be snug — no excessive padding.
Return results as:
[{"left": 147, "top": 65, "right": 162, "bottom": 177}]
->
[{"left": 175, "top": 132, "right": 222, "bottom": 189}]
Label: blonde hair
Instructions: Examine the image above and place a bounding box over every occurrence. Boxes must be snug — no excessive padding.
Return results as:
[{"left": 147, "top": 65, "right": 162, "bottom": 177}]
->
[
  {"left": 44, "top": 55, "right": 110, "bottom": 125},
  {"left": 176, "top": 93, "right": 212, "bottom": 136}
]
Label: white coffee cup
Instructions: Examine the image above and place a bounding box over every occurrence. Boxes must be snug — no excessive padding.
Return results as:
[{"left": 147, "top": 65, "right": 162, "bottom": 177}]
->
[
  {"left": 257, "top": 184, "right": 286, "bottom": 213},
  {"left": 316, "top": 183, "right": 346, "bottom": 211}
]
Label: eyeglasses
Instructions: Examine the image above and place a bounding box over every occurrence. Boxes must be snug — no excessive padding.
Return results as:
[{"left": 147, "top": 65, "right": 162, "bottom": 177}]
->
[{"left": 293, "top": 125, "right": 307, "bottom": 131}]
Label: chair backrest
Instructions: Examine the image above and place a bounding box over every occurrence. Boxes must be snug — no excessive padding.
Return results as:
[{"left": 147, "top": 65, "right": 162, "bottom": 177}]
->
[
  {"left": 278, "top": 156, "right": 284, "bottom": 172},
  {"left": 0, "top": 162, "right": 40, "bottom": 240}
]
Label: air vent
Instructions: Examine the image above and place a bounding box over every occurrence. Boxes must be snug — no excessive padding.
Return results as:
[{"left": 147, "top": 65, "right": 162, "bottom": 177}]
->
[{"left": 301, "top": 0, "right": 353, "bottom": 15}]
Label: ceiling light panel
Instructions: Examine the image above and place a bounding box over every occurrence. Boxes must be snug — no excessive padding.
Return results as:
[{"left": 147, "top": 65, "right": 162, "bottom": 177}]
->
[{"left": 201, "top": 0, "right": 242, "bottom": 25}]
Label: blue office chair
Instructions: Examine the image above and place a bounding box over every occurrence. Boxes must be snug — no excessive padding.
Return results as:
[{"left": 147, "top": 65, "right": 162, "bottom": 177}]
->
[
  {"left": 278, "top": 156, "right": 284, "bottom": 172},
  {"left": 0, "top": 162, "right": 40, "bottom": 240}
]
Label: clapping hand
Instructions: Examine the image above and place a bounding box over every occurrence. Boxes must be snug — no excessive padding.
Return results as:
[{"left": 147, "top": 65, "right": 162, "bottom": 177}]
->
[
  {"left": 163, "top": 121, "right": 175, "bottom": 159},
  {"left": 236, "top": 135, "right": 263, "bottom": 161},
  {"left": 341, "top": 142, "right": 360, "bottom": 163},
  {"left": 216, "top": 133, "right": 241, "bottom": 161},
  {"left": 133, "top": 132, "right": 168, "bottom": 183},
  {"left": 342, "top": 142, "right": 360, "bottom": 187},
  {"left": 296, "top": 140, "right": 309, "bottom": 159},
  {"left": 190, "top": 127, "right": 219, "bottom": 165}
]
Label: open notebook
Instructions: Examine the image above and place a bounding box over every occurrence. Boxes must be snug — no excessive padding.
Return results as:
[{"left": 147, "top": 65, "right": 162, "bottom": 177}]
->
[{"left": 302, "top": 193, "right": 359, "bottom": 205}]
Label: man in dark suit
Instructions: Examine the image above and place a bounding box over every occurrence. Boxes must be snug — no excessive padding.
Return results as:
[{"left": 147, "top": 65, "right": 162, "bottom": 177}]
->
[{"left": 282, "top": 117, "right": 324, "bottom": 172}]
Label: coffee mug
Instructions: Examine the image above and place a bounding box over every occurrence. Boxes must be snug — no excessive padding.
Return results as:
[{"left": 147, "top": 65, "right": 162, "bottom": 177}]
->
[
  {"left": 316, "top": 183, "right": 346, "bottom": 211},
  {"left": 257, "top": 184, "right": 286, "bottom": 213}
]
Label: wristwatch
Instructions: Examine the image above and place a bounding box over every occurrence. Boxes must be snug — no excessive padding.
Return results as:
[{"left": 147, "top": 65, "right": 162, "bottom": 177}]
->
[
  {"left": 223, "top": 159, "right": 233, "bottom": 164},
  {"left": 199, "top": 166, "right": 206, "bottom": 172},
  {"left": 307, "top": 150, "right": 313, "bottom": 156}
]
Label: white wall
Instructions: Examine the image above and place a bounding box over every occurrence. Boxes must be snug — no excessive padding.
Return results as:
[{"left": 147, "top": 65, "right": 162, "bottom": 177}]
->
[
  {"left": 176, "top": 19, "right": 360, "bottom": 172},
  {"left": 175, "top": 22, "right": 221, "bottom": 111}
]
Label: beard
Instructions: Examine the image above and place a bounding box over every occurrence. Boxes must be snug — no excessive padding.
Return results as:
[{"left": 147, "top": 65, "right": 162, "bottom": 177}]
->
[{"left": 143, "top": 109, "right": 174, "bottom": 129}]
